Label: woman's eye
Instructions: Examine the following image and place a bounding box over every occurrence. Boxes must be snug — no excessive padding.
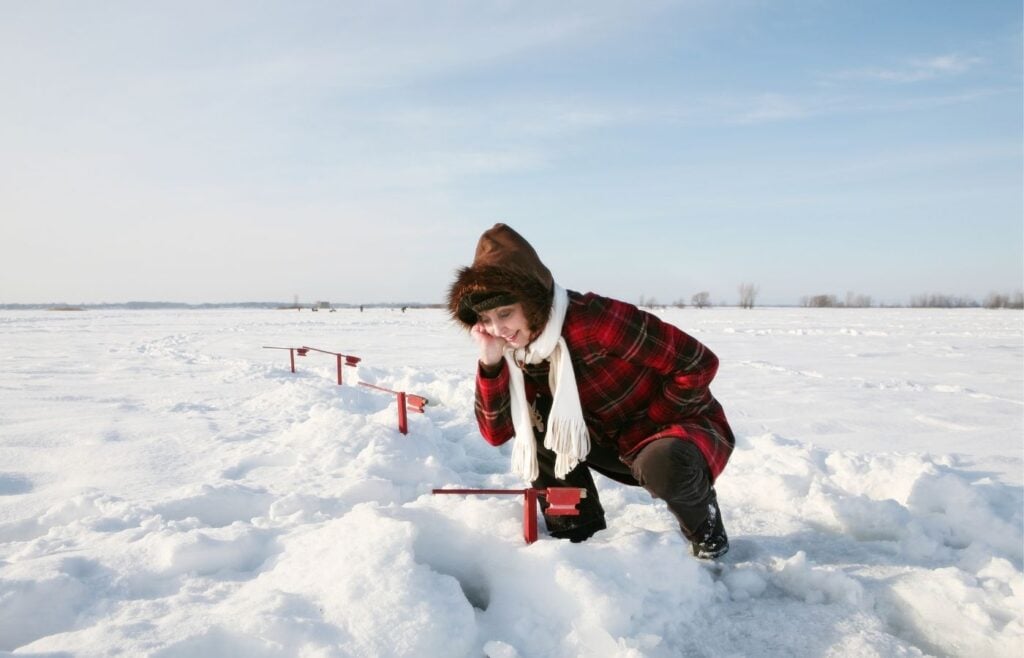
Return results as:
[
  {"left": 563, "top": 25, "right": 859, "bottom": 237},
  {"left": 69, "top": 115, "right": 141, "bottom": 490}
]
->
[{"left": 498, "top": 311, "right": 511, "bottom": 319}]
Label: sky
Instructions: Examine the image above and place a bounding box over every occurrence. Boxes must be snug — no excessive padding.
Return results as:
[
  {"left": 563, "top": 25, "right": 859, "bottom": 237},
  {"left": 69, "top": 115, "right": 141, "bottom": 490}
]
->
[{"left": 1, "top": 0, "right": 1021, "bottom": 306}]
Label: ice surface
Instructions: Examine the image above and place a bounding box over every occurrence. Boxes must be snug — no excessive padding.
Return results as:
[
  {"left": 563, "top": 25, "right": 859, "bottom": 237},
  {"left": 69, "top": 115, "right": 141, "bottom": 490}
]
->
[{"left": 0, "top": 307, "right": 1020, "bottom": 656}]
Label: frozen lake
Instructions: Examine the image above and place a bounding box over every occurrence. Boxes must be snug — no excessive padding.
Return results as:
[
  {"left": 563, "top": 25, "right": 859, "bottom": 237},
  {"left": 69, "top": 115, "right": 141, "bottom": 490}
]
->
[{"left": 1, "top": 307, "right": 1021, "bottom": 656}]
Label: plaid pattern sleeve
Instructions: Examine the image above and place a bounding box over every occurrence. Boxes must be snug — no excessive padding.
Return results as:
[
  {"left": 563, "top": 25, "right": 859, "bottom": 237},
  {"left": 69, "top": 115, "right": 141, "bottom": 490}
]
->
[{"left": 474, "top": 360, "right": 515, "bottom": 446}]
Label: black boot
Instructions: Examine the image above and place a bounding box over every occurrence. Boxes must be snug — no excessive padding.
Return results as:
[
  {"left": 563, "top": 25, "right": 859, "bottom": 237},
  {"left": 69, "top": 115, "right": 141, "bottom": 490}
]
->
[
  {"left": 689, "top": 499, "right": 729, "bottom": 560},
  {"left": 549, "top": 517, "right": 607, "bottom": 543}
]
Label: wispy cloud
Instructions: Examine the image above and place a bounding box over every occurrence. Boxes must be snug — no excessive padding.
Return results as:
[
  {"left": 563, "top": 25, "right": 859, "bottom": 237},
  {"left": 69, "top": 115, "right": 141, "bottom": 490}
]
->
[
  {"left": 831, "top": 54, "right": 985, "bottom": 83},
  {"left": 725, "top": 86, "right": 1007, "bottom": 125},
  {"left": 732, "top": 93, "right": 813, "bottom": 124}
]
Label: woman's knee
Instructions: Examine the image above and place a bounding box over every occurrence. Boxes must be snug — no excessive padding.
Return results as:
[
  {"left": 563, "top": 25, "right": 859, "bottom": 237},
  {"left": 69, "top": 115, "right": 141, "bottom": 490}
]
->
[{"left": 631, "top": 439, "right": 710, "bottom": 498}]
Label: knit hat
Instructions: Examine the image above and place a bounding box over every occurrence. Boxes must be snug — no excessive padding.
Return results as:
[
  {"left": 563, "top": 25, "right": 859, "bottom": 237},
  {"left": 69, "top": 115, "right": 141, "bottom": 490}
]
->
[{"left": 447, "top": 223, "right": 554, "bottom": 329}]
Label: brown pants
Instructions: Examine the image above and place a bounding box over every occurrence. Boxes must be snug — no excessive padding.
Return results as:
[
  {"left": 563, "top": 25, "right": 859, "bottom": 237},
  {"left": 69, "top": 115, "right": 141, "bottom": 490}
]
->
[{"left": 532, "top": 436, "right": 717, "bottom": 540}]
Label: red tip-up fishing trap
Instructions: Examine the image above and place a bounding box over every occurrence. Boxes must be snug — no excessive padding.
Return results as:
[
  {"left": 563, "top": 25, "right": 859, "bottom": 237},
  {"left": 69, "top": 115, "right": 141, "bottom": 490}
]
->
[
  {"left": 300, "top": 346, "right": 362, "bottom": 385},
  {"left": 261, "top": 345, "right": 361, "bottom": 384},
  {"left": 262, "top": 345, "right": 428, "bottom": 435},
  {"left": 431, "top": 487, "right": 587, "bottom": 544},
  {"left": 357, "top": 382, "right": 427, "bottom": 435}
]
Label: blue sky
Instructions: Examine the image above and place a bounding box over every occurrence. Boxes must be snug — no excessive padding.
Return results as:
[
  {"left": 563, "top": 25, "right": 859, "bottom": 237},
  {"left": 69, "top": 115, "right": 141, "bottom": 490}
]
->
[{"left": 2, "top": 0, "right": 1020, "bottom": 305}]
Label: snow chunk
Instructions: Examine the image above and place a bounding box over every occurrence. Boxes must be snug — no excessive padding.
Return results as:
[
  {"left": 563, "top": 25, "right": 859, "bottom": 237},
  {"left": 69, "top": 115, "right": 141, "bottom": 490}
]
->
[
  {"left": 770, "top": 551, "right": 868, "bottom": 607},
  {"left": 880, "top": 564, "right": 1024, "bottom": 657}
]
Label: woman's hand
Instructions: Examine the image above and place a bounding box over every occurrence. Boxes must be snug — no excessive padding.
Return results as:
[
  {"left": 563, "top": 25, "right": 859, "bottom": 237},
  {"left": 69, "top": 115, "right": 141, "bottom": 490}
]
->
[{"left": 471, "top": 323, "right": 506, "bottom": 366}]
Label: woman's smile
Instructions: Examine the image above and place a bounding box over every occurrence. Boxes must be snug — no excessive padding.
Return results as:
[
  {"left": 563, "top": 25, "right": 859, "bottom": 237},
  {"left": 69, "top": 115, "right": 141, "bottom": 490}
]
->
[{"left": 478, "top": 303, "right": 532, "bottom": 348}]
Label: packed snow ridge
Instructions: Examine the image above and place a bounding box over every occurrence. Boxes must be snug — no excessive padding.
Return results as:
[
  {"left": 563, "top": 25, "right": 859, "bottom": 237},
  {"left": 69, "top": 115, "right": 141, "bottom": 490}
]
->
[{"left": 0, "top": 308, "right": 1021, "bottom": 657}]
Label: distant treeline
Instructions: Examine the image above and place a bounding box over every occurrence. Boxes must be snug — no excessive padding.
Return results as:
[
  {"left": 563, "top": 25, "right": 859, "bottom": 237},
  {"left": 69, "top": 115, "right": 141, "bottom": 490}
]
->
[
  {"left": 5, "top": 294, "right": 1022, "bottom": 311},
  {"left": 0, "top": 302, "right": 446, "bottom": 311},
  {"left": 638, "top": 282, "right": 1024, "bottom": 310},
  {"left": 635, "top": 289, "right": 1023, "bottom": 310},
  {"left": 799, "top": 291, "right": 1024, "bottom": 309}
]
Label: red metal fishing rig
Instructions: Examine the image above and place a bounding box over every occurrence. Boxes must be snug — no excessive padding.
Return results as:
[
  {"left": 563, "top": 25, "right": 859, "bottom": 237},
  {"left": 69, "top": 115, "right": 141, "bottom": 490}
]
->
[
  {"left": 301, "top": 346, "right": 362, "bottom": 385},
  {"left": 262, "top": 346, "right": 361, "bottom": 384},
  {"left": 359, "top": 382, "right": 428, "bottom": 435},
  {"left": 262, "top": 347, "right": 428, "bottom": 434},
  {"left": 261, "top": 345, "right": 311, "bottom": 374},
  {"left": 431, "top": 487, "right": 587, "bottom": 544}
]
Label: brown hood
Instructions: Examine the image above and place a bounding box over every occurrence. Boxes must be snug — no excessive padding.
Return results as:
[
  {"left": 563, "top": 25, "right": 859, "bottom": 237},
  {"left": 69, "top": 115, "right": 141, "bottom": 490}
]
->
[{"left": 447, "top": 223, "right": 554, "bottom": 329}]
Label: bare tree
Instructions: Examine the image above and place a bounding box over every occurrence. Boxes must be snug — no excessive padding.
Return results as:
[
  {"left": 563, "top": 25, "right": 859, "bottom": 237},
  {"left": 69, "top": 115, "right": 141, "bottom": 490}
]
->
[
  {"left": 638, "top": 295, "right": 660, "bottom": 309},
  {"left": 803, "top": 294, "right": 838, "bottom": 308},
  {"left": 910, "top": 293, "right": 978, "bottom": 308},
  {"left": 691, "top": 291, "right": 711, "bottom": 309},
  {"left": 738, "top": 283, "right": 759, "bottom": 309},
  {"left": 985, "top": 291, "right": 1024, "bottom": 309},
  {"left": 984, "top": 292, "right": 1009, "bottom": 309},
  {"left": 845, "top": 291, "right": 873, "bottom": 308}
]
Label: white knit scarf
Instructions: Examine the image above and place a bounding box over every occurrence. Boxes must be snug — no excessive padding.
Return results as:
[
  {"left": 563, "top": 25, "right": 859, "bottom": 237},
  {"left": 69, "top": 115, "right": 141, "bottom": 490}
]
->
[{"left": 506, "top": 283, "right": 590, "bottom": 482}]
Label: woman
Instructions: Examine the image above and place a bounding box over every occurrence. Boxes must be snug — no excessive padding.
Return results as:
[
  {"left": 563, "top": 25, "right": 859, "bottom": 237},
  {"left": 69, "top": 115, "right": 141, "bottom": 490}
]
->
[{"left": 447, "top": 223, "right": 734, "bottom": 559}]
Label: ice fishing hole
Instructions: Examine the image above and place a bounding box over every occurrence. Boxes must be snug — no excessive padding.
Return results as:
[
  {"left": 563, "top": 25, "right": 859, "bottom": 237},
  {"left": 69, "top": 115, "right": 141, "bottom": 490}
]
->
[{"left": 456, "top": 571, "right": 491, "bottom": 611}]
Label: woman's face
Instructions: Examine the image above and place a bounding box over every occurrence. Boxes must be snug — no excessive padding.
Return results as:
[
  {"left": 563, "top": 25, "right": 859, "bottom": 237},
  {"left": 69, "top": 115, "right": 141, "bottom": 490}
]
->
[{"left": 477, "top": 303, "right": 533, "bottom": 348}]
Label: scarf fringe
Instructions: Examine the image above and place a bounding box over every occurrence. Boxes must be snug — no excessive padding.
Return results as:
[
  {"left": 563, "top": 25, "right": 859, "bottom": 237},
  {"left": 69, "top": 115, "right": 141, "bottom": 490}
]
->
[
  {"left": 511, "top": 431, "right": 539, "bottom": 482},
  {"left": 544, "top": 417, "right": 590, "bottom": 479}
]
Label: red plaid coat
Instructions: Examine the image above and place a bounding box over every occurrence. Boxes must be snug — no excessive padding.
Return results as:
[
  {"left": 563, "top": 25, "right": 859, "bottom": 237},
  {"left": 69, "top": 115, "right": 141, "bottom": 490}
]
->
[{"left": 475, "top": 291, "right": 734, "bottom": 480}]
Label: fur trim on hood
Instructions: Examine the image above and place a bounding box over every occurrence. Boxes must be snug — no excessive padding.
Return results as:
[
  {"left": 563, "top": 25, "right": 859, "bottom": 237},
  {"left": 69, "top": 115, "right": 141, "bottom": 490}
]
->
[{"left": 447, "top": 223, "right": 555, "bottom": 330}]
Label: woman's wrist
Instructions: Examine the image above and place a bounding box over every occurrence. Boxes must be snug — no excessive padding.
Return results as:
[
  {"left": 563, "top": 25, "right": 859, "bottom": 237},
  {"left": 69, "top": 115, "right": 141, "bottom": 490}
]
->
[
  {"left": 479, "top": 359, "right": 504, "bottom": 377},
  {"left": 479, "top": 352, "right": 502, "bottom": 366},
  {"left": 479, "top": 347, "right": 504, "bottom": 366}
]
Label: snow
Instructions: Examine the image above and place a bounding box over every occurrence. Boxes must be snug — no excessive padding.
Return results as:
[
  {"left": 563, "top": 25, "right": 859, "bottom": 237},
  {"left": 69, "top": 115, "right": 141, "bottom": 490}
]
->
[{"left": 0, "top": 307, "right": 1021, "bottom": 657}]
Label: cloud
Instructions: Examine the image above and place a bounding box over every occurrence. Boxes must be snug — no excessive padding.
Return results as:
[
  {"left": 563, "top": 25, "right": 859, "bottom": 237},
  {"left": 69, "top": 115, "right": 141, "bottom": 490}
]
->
[
  {"left": 732, "top": 93, "right": 812, "bottom": 123},
  {"left": 731, "top": 87, "right": 1008, "bottom": 125},
  {"left": 831, "top": 54, "right": 985, "bottom": 83}
]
